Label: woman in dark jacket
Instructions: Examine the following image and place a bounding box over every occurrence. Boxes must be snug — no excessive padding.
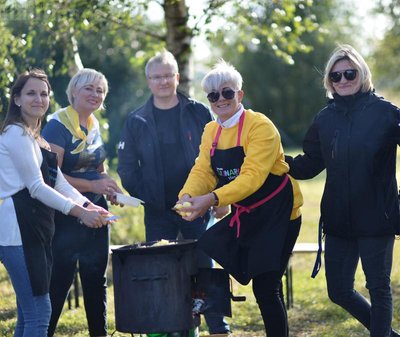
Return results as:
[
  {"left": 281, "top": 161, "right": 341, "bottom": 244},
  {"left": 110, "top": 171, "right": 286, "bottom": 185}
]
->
[{"left": 286, "top": 44, "right": 400, "bottom": 337}]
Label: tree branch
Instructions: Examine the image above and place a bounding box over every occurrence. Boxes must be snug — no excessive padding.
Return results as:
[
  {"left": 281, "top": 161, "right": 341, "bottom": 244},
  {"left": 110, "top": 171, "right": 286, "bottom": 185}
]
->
[{"left": 94, "top": 8, "right": 166, "bottom": 41}]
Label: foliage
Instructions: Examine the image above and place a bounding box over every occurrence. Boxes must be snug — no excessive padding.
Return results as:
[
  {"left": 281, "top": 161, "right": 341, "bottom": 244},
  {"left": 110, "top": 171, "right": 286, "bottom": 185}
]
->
[
  {"left": 0, "top": 1, "right": 33, "bottom": 113},
  {"left": 200, "top": 0, "right": 319, "bottom": 64},
  {"left": 0, "top": 0, "right": 321, "bottom": 163},
  {"left": 1, "top": 0, "right": 397, "bottom": 159},
  {"left": 0, "top": 0, "right": 158, "bottom": 161},
  {"left": 109, "top": 203, "right": 145, "bottom": 245},
  {"left": 371, "top": 0, "right": 400, "bottom": 103},
  {"left": 213, "top": 0, "right": 358, "bottom": 146}
]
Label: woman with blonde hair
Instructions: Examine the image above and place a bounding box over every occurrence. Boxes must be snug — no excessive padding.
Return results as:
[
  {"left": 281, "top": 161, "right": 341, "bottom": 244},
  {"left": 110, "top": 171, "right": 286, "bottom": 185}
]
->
[
  {"left": 42, "top": 68, "right": 122, "bottom": 337},
  {"left": 286, "top": 44, "right": 400, "bottom": 337}
]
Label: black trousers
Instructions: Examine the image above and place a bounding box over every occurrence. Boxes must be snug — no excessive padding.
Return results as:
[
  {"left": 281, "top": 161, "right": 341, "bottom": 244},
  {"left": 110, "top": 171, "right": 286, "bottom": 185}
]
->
[
  {"left": 325, "top": 234, "right": 394, "bottom": 337},
  {"left": 47, "top": 198, "right": 109, "bottom": 337},
  {"left": 252, "top": 217, "right": 301, "bottom": 337}
]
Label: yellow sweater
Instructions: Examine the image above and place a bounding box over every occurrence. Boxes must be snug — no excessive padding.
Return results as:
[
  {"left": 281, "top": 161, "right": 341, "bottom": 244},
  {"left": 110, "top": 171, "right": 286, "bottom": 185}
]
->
[{"left": 179, "top": 109, "right": 302, "bottom": 219}]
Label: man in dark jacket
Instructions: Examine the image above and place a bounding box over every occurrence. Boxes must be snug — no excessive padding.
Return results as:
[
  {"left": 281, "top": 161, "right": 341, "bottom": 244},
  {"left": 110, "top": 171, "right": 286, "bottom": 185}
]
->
[{"left": 117, "top": 50, "right": 230, "bottom": 335}]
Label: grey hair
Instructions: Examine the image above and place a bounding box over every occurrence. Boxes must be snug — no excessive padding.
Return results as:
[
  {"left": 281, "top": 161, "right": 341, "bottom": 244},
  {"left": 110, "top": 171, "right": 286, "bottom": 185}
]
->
[
  {"left": 66, "top": 68, "right": 108, "bottom": 108},
  {"left": 323, "top": 44, "right": 373, "bottom": 98},
  {"left": 201, "top": 59, "right": 243, "bottom": 93},
  {"left": 145, "top": 50, "right": 179, "bottom": 77}
]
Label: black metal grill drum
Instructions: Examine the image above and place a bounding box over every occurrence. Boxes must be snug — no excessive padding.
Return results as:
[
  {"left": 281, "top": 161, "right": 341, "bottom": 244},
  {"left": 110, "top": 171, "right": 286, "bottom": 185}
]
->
[{"left": 111, "top": 240, "right": 198, "bottom": 334}]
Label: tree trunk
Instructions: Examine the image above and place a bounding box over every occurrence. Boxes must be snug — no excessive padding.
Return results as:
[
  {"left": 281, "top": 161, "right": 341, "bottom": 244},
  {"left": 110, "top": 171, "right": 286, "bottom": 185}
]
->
[
  {"left": 70, "top": 35, "right": 84, "bottom": 76},
  {"left": 163, "top": 0, "right": 193, "bottom": 95}
]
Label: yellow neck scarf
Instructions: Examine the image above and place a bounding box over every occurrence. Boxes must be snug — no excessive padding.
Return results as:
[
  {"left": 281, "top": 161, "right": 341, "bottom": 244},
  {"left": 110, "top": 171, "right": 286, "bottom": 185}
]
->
[{"left": 56, "top": 105, "right": 98, "bottom": 154}]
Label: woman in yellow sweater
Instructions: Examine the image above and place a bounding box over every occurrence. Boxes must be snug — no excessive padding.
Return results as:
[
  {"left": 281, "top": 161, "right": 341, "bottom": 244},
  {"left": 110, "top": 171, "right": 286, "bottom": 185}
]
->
[{"left": 176, "top": 60, "right": 302, "bottom": 337}]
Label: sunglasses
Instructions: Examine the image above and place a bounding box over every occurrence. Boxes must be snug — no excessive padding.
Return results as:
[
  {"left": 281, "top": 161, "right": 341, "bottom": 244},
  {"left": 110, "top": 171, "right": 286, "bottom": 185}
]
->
[
  {"left": 207, "top": 88, "right": 236, "bottom": 103},
  {"left": 329, "top": 69, "right": 358, "bottom": 83}
]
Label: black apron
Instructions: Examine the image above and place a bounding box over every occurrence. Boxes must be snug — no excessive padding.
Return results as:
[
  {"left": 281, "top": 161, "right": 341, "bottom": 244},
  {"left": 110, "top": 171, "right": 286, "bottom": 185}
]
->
[
  {"left": 12, "top": 148, "right": 58, "bottom": 296},
  {"left": 198, "top": 112, "right": 293, "bottom": 285}
]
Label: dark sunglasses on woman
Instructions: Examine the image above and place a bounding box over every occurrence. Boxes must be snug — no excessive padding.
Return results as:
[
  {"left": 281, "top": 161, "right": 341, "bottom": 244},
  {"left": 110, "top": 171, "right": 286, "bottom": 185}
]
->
[
  {"left": 207, "top": 88, "right": 236, "bottom": 103},
  {"left": 329, "top": 69, "right": 358, "bottom": 83}
]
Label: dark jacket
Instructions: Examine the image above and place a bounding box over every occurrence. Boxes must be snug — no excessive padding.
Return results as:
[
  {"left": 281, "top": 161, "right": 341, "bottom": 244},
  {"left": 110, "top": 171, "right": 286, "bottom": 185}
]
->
[
  {"left": 286, "top": 91, "right": 400, "bottom": 238},
  {"left": 117, "top": 92, "right": 212, "bottom": 211}
]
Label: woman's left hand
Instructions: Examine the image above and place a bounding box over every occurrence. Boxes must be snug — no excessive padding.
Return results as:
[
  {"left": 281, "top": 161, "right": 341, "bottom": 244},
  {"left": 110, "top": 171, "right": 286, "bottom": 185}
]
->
[
  {"left": 212, "top": 205, "right": 231, "bottom": 219},
  {"left": 86, "top": 203, "right": 110, "bottom": 215},
  {"left": 106, "top": 193, "right": 124, "bottom": 206},
  {"left": 98, "top": 174, "right": 124, "bottom": 206}
]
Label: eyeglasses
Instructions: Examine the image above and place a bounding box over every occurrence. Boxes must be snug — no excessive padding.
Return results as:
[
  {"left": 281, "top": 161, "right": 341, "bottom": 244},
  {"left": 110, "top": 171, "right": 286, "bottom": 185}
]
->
[
  {"left": 207, "top": 88, "right": 236, "bottom": 103},
  {"left": 329, "top": 69, "right": 358, "bottom": 83},
  {"left": 148, "top": 73, "right": 176, "bottom": 82}
]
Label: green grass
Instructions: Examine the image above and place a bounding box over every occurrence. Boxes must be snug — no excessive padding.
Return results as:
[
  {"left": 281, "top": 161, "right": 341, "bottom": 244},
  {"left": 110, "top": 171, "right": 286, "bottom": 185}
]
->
[{"left": 1, "top": 163, "right": 400, "bottom": 336}]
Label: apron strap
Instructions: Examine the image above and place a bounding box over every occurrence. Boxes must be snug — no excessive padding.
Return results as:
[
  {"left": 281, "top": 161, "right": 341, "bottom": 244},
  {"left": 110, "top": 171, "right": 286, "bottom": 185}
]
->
[
  {"left": 236, "top": 112, "right": 245, "bottom": 146},
  {"left": 210, "top": 126, "right": 222, "bottom": 157},
  {"left": 229, "top": 205, "right": 251, "bottom": 238},
  {"left": 229, "top": 174, "right": 289, "bottom": 238},
  {"left": 210, "top": 111, "right": 246, "bottom": 157}
]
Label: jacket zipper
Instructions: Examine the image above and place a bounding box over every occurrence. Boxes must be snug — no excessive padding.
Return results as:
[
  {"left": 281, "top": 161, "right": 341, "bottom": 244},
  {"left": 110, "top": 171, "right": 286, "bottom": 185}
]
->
[{"left": 331, "top": 130, "right": 339, "bottom": 159}]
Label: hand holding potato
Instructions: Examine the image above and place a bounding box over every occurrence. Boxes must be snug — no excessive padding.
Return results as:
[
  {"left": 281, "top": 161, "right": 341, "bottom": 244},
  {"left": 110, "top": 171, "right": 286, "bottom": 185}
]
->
[
  {"left": 173, "top": 201, "right": 192, "bottom": 217},
  {"left": 175, "top": 192, "right": 218, "bottom": 221}
]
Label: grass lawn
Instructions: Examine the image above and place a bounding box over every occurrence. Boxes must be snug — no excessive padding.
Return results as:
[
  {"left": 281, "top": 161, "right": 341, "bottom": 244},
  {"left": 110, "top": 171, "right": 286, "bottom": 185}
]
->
[{"left": 1, "top": 167, "right": 400, "bottom": 336}]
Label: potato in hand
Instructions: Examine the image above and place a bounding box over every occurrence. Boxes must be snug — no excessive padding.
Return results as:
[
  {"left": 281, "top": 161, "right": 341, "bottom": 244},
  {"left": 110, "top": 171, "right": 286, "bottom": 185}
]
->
[{"left": 174, "top": 201, "right": 192, "bottom": 217}]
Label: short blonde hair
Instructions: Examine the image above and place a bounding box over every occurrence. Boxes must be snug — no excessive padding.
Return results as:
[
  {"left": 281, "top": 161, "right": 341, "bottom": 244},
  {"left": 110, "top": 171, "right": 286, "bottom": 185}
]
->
[
  {"left": 201, "top": 59, "right": 243, "bottom": 93},
  {"left": 66, "top": 68, "right": 108, "bottom": 107},
  {"left": 323, "top": 44, "right": 373, "bottom": 98},
  {"left": 145, "top": 50, "right": 179, "bottom": 78}
]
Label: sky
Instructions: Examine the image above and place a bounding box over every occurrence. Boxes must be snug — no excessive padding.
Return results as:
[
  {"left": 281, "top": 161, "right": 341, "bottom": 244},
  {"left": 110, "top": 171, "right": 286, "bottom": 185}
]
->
[{"left": 353, "top": 0, "right": 388, "bottom": 40}]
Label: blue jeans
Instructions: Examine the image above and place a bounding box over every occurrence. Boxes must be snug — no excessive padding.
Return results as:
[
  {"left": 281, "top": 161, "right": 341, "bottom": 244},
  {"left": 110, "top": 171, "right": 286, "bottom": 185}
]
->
[
  {"left": 0, "top": 245, "right": 51, "bottom": 337},
  {"left": 325, "top": 235, "right": 394, "bottom": 337},
  {"left": 145, "top": 208, "right": 230, "bottom": 334}
]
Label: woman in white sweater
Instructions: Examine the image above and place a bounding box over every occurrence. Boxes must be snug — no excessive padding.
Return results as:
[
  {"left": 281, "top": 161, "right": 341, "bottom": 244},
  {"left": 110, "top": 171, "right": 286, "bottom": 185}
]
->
[{"left": 0, "top": 69, "right": 110, "bottom": 337}]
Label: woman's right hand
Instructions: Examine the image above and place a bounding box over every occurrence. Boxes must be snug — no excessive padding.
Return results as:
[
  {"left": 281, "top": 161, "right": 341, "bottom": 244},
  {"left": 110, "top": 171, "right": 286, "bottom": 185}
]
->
[
  {"left": 70, "top": 205, "right": 109, "bottom": 228},
  {"left": 79, "top": 208, "right": 110, "bottom": 228}
]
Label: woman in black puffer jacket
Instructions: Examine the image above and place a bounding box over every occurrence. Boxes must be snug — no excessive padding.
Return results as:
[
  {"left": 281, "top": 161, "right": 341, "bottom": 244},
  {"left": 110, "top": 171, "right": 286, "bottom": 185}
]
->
[{"left": 286, "top": 44, "right": 400, "bottom": 337}]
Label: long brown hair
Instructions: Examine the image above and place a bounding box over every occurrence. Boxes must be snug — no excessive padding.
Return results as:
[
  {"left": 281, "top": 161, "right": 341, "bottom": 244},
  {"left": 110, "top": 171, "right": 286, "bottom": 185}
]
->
[{"left": 0, "top": 69, "right": 51, "bottom": 139}]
